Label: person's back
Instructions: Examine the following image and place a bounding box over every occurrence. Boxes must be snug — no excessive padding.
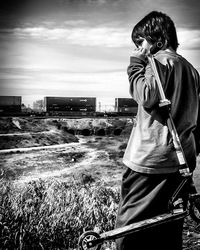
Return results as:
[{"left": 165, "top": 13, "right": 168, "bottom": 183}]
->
[
  {"left": 123, "top": 49, "right": 200, "bottom": 174},
  {"left": 156, "top": 51, "right": 200, "bottom": 171}
]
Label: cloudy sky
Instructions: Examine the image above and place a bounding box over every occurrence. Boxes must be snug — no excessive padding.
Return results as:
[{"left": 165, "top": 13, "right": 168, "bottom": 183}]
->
[{"left": 0, "top": 0, "right": 200, "bottom": 107}]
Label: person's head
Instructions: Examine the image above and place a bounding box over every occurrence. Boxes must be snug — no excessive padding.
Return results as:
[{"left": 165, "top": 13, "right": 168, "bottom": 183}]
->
[{"left": 132, "top": 11, "right": 179, "bottom": 52}]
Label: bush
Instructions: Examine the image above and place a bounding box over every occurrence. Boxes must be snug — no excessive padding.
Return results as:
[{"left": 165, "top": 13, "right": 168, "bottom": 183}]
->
[{"left": 0, "top": 179, "right": 120, "bottom": 249}]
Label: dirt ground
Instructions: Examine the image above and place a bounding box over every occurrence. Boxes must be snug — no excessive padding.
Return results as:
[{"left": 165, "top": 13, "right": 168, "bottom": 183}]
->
[
  {"left": 0, "top": 117, "right": 131, "bottom": 187},
  {"left": 0, "top": 116, "right": 200, "bottom": 249}
]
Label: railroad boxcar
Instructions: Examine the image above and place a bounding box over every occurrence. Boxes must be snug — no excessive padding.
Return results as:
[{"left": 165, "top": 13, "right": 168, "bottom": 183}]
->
[
  {"left": 0, "top": 96, "right": 22, "bottom": 114},
  {"left": 115, "top": 98, "right": 138, "bottom": 115},
  {"left": 44, "top": 96, "right": 96, "bottom": 116}
]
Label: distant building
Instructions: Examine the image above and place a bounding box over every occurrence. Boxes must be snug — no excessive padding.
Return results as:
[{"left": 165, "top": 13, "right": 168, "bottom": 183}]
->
[{"left": 33, "top": 99, "right": 44, "bottom": 112}]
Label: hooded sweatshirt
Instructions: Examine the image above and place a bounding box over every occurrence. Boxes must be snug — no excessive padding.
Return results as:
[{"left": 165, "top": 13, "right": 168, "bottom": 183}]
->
[{"left": 123, "top": 49, "right": 200, "bottom": 174}]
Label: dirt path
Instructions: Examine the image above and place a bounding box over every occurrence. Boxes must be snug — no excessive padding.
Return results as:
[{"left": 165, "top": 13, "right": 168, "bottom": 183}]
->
[
  {"left": 0, "top": 130, "right": 55, "bottom": 137},
  {"left": 0, "top": 141, "right": 80, "bottom": 154},
  {"left": 0, "top": 136, "right": 125, "bottom": 187}
]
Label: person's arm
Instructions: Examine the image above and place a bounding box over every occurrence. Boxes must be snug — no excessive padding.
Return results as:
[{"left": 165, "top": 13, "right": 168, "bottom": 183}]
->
[
  {"left": 194, "top": 96, "right": 200, "bottom": 156},
  {"left": 127, "top": 54, "right": 160, "bottom": 109},
  {"left": 193, "top": 71, "right": 200, "bottom": 156}
]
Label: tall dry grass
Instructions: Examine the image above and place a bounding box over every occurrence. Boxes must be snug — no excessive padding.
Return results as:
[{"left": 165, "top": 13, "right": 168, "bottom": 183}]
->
[{"left": 0, "top": 178, "right": 120, "bottom": 249}]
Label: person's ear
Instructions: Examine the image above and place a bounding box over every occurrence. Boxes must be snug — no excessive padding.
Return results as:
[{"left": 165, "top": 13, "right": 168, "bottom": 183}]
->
[{"left": 150, "top": 38, "right": 165, "bottom": 54}]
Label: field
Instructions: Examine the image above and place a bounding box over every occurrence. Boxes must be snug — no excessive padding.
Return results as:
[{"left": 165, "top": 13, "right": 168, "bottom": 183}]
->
[{"left": 0, "top": 117, "right": 200, "bottom": 249}]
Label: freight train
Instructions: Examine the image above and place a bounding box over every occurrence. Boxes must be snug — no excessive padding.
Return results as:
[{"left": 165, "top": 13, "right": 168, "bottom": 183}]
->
[
  {"left": 0, "top": 96, "right": 138, "bottom": 117},
  {"left": 44, "top": 96, "right": 138, "bottom": 117},
  {"left": 0, "top": 96, "right": 22, "bottom": 115},
  {"left": 44, "top": 97, "right": 96, "bottom": 116}
]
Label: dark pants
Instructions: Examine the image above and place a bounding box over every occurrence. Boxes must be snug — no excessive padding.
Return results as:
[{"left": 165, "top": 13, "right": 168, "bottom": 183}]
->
[{"left": 115, "top": 168, "right": 184, "bottom": 250}]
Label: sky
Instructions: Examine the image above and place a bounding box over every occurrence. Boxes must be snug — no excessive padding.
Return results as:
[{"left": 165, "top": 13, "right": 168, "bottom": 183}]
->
[{"left": 0, "top": 0, "right": 200, "bottom": 108}]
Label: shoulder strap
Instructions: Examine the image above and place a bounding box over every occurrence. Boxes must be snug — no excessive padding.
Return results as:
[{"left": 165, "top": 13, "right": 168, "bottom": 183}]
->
[{"left": 147, "top": 53, "right": 190, "bottom": 177}]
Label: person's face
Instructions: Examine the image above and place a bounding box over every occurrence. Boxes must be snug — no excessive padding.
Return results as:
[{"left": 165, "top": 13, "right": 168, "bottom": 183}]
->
[{"left": 137, "top": 37, "right": 152, "bottom": 53}]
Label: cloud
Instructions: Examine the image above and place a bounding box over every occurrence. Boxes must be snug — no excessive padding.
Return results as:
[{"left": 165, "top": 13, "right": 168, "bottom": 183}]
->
[
  {"left": 4, "top": 24, "right": 198, "bottom": 50},
  {"left": 63, "top": 20, "right": 89, "bottom": 27},
  {"left": 178, "top": 29, "right": 200, "bottom": 50},
  {"left": 0, "top": 66, "right": 129, "bottom": 103},
  {"left": 11, "top": 26, "right": 130, "bottom": 48},
  {"left": 0, "top": 67, "right": 126, "bottom": 85}
]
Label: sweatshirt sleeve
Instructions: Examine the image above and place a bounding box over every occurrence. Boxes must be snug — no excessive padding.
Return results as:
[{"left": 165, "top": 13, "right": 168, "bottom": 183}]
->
[
  {"left": 127, "top": 56, "right": 160, "bottom": 108},
  {"left": 193, "top": 72, "right": 200, "bottom": 155}
]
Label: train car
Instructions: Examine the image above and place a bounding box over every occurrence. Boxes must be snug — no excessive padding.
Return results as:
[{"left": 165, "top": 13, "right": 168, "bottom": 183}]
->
[
  {"left": 0, "top": 96, "right": 22, "bottom": 115},
  {"left": 44, "top": 96, "right": 96, "bottom": 116},
  {"left": 115, "top": 98, "right": 138, "bottom": 115}
]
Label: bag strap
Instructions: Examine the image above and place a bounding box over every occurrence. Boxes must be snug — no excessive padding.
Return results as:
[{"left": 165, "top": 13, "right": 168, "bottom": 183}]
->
[{"left": 147, "top": 53, "right": 191, "bottom": 177}]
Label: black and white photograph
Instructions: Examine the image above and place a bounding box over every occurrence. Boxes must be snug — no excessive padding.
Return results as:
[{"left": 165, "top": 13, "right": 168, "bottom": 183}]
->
[{"left": 0, "top": 0, "right": 200, "bottom": 249}]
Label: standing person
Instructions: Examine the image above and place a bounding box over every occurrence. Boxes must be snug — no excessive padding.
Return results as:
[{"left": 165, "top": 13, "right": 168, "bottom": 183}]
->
[{"left": 115, "top": 11, "right": 200, "bottom": 250}]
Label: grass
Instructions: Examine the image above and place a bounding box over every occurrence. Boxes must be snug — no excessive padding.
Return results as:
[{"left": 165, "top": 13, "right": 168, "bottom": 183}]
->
[
  {"left": 1, "top": 174, "right": 200, "bottom": 250},
  {"left": 1, "top": 168, "right": 200, "bottom": 250},
  {"left": 0, "top": 177, "right": 120, "bottom": 250}
]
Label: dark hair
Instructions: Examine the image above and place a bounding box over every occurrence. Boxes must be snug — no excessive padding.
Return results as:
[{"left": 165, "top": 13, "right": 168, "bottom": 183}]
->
[{"left": 132, "top": 11, "right": 179, "bottom": 51}]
